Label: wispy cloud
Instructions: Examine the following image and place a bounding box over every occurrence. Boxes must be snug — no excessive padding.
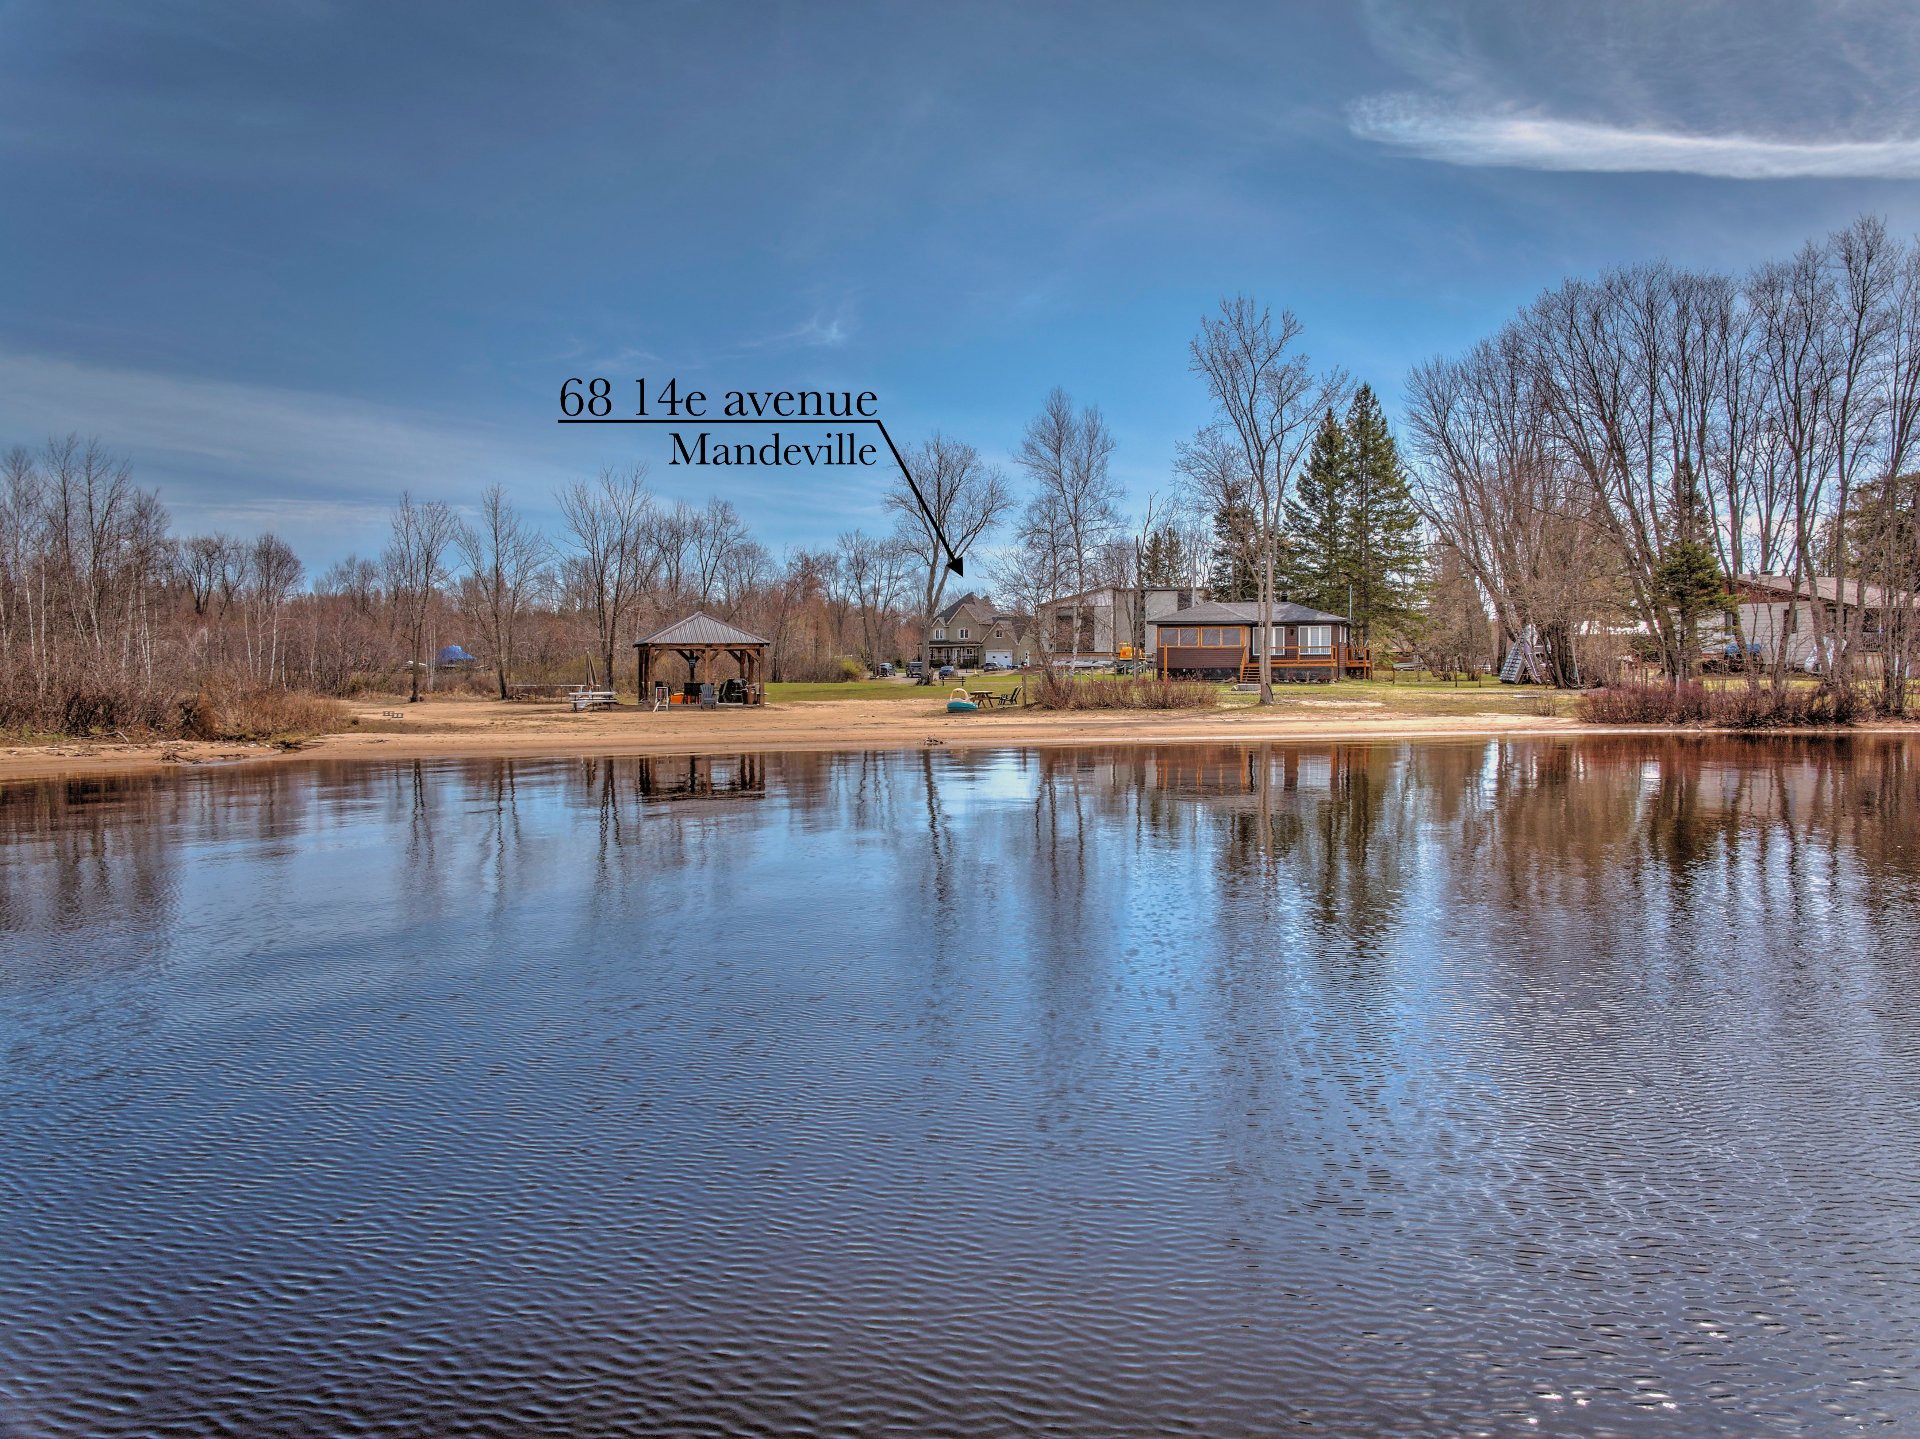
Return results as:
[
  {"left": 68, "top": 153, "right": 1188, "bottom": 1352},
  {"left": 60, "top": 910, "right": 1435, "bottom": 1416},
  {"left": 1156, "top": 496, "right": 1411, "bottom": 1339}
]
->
[
  {"left": 734, "top": 309, "right": 853, "bottom": 354},
  {"left": 1349, "top": 94, "right": 1920, "bottom": 179},
  {"left": 0, "top": 349, "right": 572, "bottom": 551}
]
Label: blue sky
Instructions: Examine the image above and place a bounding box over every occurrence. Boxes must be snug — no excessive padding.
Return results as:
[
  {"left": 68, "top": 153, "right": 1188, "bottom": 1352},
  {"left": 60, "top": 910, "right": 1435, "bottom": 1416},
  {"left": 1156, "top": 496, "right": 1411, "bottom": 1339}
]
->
[{"left": 4, "top": 0, "right": 1920, "bottom": 566}]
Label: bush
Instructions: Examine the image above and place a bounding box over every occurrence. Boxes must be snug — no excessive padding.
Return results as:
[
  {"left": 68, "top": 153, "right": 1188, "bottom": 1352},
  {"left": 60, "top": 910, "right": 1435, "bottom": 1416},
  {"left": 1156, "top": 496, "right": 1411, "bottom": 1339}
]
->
[
  {"left": 836, "top": 656, "right": 866, "bottom": 681},
  {"left": 1577, "top": 680, "right": 1862, "bottom": 729},
  {"left": 1029, "top": 670, "right": 1217, "bottom": 711},
  {"left": 178, "top": 684, "right": 353, "bottom": 742}
]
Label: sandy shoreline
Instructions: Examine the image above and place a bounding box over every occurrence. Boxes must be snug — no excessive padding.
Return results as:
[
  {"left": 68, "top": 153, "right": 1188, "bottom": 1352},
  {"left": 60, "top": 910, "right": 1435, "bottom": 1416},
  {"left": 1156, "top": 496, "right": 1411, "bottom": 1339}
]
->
[{"left": 2, "top": 694, "right": 1908, "bottom": 784}]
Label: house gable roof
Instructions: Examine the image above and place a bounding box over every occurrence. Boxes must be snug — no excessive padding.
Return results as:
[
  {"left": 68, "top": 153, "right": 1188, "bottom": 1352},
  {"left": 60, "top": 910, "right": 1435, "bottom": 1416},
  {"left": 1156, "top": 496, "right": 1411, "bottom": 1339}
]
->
[
  {"left": 1737, "top": 573, "right": 1919, "bottom": 610},
  {"left": 935, "top": 591, "right": 991, "bottom": 623}
]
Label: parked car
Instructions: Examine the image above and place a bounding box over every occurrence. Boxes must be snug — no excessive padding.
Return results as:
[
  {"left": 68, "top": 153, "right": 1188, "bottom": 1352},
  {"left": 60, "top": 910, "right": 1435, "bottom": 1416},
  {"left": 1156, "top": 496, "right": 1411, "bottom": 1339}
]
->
[
  {"left": 1702, "top": 642, "right": 1763, "bottom": 674},
  {"left": 980, "top": 660, "right": 1001, "bottom": 672},
  {"left": 938, "top": 665, "right": 956, "bottom": 681},
  {"left": 876, "top": 661, "right": 894, "bottom": 677}
]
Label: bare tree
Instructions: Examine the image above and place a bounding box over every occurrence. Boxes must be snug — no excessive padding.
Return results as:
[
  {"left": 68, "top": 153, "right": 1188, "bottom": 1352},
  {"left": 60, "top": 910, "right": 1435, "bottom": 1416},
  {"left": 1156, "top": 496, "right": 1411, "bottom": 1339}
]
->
[
  {"left": 690, "top": 498, "right": 752, "bottom": 606},
  {"left": 1175, "top": 424, "right": 1257, "bottom": 597},
  {"left": 180, "top": 534, "right": 243, "bottom": 618},
  {"left": 243, "top": 533, "right": 303, "bottom": 685},
  {"left": 458, "top": 484, "right": 549, "bottom": 699},
  {"left": 1189, "top": 298, "right": 1349, "bottom": 701},
  {"left": 383, "top": 492, "right": 459, "bottom": 702},
  {"left": 1015, "top": 388, "right": 1122, "bottom": 663},
  {"left": 1404, "top": 329, "right": 1603, "bottom": 687},
  {"left": 557, "top": 465, "right": 652, "bottom": 691},
  {"left": 886, "top": 433, "right": 1012, "bottom": 679},
  {"left": 838, "top": 529, "right": 910, "bottom": 671}
]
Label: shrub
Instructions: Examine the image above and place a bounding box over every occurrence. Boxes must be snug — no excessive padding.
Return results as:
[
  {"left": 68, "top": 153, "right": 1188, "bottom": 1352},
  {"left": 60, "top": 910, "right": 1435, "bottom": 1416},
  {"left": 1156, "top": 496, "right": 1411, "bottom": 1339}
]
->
[
  {"left": 178, "top": 684, "right": 353, "bottom": 742},
  {"left": 1029, "top": 670, "right": 1217, "bottom": 711},
  {"left": 1577, "top": 680, "right": 1861, "bottom": 729},
  {"left": 836, "top": 656, "right": 866, "bottom": 681}
]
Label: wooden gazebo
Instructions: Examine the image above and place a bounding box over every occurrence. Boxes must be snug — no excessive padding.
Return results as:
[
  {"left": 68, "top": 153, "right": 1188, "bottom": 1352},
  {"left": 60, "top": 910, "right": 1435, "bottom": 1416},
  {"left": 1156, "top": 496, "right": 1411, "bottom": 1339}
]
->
[{"left": 633, "top": 612, "right": 770, "bottom": 704}]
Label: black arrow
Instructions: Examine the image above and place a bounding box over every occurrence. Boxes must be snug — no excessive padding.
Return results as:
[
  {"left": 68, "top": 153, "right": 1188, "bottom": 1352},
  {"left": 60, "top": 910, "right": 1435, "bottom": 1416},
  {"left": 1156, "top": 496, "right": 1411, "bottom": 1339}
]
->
[
  {"left": 556, "top": 414, "right": 966, "bottom": 576},
  {"left": 872, "top": 419, "right": 963, "bottom": 576}
]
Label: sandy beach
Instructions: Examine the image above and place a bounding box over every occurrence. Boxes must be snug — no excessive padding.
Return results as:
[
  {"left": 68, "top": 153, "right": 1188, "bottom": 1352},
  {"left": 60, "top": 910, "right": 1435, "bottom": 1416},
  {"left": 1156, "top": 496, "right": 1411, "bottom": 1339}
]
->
[
  {"left": 0, "top": 691, "right": 1622, "bottom": 783},
  {"left": 9, "top": 690, "right": 1909, "bottom": 785}
]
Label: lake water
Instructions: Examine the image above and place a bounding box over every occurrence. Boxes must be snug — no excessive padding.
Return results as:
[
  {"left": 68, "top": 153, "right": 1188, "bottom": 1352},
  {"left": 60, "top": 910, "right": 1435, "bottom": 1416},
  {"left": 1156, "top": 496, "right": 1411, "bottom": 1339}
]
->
[{"left": 3, "top": 738, "right": 1918, "bottom": 1437}]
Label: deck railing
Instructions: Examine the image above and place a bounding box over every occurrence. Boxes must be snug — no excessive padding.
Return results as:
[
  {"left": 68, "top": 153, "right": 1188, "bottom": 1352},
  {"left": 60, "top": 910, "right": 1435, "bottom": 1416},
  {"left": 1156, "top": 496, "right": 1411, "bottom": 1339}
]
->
[{"left": 1238, "top": 645, "right": 1371, "bottom": 682}]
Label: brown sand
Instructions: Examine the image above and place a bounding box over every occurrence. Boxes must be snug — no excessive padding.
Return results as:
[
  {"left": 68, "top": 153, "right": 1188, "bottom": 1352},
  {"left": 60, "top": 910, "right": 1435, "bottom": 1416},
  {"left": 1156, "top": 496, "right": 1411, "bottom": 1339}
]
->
[{"left": 0, "top": 693, "right": 1894, "bottom": 784}]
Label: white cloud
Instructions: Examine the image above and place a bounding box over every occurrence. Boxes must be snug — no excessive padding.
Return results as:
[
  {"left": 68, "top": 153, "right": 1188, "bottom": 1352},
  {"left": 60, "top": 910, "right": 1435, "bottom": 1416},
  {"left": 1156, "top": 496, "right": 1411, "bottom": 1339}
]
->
[{"left": 1349, "top": 93, "right": 1920, "bottom": 181}]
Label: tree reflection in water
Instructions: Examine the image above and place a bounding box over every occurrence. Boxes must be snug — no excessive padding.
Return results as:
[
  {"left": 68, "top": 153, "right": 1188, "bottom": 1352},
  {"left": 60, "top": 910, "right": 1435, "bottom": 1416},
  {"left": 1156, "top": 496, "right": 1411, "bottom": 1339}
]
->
[{"left": 2, "top": 737, "right": 1919, "bottom": 1437}]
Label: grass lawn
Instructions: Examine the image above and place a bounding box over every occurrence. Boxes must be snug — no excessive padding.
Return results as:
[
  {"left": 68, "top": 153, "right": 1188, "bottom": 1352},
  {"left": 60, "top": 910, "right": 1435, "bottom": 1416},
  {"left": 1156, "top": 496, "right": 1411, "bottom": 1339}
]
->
[
  {"left": 1215, "top": 675, "right": 1576, "bottom": 719},
  {"left": 765, "top": 675, "right": 1027, "bottom": 704},
  {"left": 764, "top": 672, "right": 1571, "bottom": 717}
]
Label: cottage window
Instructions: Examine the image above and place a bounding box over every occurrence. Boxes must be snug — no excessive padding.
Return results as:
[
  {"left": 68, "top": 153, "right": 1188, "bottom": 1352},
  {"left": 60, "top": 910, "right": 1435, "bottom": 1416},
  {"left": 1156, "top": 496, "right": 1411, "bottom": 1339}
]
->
[
  {"left": 1178, "top": 627, "right": 1199, "bottom": 646},
  {"left": 1301, "top": 625, "right": 1332, "bottom": 655},
  {"left": 935, "top": 628, "right": 945, "bottom": 640},
  {"left": 958, "top": 627, "right": 969, "bottom": 639}
]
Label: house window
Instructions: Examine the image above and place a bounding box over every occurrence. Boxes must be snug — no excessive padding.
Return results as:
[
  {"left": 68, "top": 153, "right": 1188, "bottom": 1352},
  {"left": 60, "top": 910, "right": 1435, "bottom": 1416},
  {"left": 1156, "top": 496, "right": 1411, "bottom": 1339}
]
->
[
  {"left": 994, "top": 628, "right": 1004, "bottom": 638},
  {"left": 958, "top": 628, "right": 969, "bottom": 639},
  {"left": 1177, "top": 627, "right": 1199, "bottom": 646},
  {"left": 1301, "top": 625, "right": 1332, "bottom": 655},
  {"left": 934, "top": 628, "right": 945, "bottom": 640}
]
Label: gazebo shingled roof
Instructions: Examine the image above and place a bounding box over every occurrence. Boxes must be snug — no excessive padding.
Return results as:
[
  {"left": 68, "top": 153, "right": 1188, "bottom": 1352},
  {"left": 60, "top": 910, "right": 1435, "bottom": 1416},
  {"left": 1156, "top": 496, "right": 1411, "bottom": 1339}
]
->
[
  {"left": 633, "top": 611, "right": 771, "bottom": 696},
  {"left": 634, "top": 612, "right": 770, "bottom": 647}
]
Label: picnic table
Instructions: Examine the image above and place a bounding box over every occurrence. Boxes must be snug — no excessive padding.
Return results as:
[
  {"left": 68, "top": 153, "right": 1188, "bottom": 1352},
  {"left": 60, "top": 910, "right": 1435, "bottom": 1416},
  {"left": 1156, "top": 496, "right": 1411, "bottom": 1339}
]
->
[
  {"left": 968, "top": 686, "right": 1021, "bottom": 709},
  {"left": 568, "top": 687, "right": 618, "bottom": 711}
]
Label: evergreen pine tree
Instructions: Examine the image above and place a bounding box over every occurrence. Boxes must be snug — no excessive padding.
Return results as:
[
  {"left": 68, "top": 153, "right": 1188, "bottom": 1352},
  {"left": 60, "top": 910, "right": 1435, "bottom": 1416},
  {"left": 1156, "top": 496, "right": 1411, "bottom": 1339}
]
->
[
  {"left": 1139, "top": 523, "right": 1188, "bottom": 587},
  {"left": 1653, "top": 459, "right": 1731, "bottom": 678},
  {"left": 1341, "top": 385, "right": 1426, "bottom": 644},
  {"left": 1282, "top": 409, "right": 1350, "bottom": 613},
  {"left": 1208, "top": 502, "right": 1260, "bottom": 600}
]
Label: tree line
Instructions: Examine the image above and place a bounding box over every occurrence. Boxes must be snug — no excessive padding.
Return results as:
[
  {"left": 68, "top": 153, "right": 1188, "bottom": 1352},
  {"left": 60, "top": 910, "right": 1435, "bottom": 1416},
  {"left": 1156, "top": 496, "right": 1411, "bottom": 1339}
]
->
[
  {"left": 0, "top": 442, "right": 943, "bottom": 732},
  {"left": 1405, "top": 213, "right": 1920, "bottom": 707},
  {"left": 0, "top": 345, "right": 1439, "bottom": 732},
  {"left": 32, "top": 213, "right": 1908, "bottom": 736}
]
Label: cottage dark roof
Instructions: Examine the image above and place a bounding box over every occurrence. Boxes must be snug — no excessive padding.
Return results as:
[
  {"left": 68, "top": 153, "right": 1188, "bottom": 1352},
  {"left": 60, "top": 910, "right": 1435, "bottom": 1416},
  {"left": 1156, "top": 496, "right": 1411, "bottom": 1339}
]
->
[
  {"left": 632, "top": 611, "right": 770, "bottom": 646},
  {"left": 1153, "top": 600, "right": 1347, "bottom": 627}
]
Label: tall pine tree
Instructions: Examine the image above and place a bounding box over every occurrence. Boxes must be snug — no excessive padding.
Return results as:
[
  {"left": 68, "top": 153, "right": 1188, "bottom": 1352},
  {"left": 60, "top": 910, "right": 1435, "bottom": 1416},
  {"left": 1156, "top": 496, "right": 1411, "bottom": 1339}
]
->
[
  {"left": 1341, "top": 385, "right": 1425, "bottom": 644},
  {"left": 1139, "top": 522, "right": 1191, "bottom": 587},
  {"left": 1208, "top": 501, "right": 1261, "bottom": 600},
  {"left": 1652, "top": 458, "right": 1731, "bottom": 678},
  {"left": 1282, "top": 410, "right": 1351, "bottom": 613}
]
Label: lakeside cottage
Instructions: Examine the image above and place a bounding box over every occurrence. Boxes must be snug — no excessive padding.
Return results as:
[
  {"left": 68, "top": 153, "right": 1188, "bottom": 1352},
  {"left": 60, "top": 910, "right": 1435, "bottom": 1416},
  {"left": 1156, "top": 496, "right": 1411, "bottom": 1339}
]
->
[{"left": 1149, "top": 600, "right": 1370, "bottom": 682}]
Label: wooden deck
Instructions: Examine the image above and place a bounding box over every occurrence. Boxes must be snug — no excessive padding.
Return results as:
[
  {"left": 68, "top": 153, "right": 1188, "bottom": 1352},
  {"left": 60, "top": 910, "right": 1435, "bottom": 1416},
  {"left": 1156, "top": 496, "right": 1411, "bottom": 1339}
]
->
[{"left": 1238, "top": 645, "right": 1372, "bottom": 681}]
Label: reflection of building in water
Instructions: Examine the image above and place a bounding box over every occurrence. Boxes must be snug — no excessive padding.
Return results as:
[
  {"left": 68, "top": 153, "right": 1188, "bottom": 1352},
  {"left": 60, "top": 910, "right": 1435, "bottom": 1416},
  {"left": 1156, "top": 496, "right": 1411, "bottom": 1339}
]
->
[
  {"left": 1134, "top": 744, "right": 1360, "bottom": 802},
  {"left": 634, "top": 753, "right": 767, "bottom": 802}
]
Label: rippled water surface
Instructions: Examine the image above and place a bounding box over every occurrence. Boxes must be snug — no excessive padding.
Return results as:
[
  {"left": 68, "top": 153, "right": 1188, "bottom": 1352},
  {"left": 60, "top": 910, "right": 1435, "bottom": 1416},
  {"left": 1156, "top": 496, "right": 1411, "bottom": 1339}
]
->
[{"left": 4, "top": 738, "right": 1920, "bottom": 1437}]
